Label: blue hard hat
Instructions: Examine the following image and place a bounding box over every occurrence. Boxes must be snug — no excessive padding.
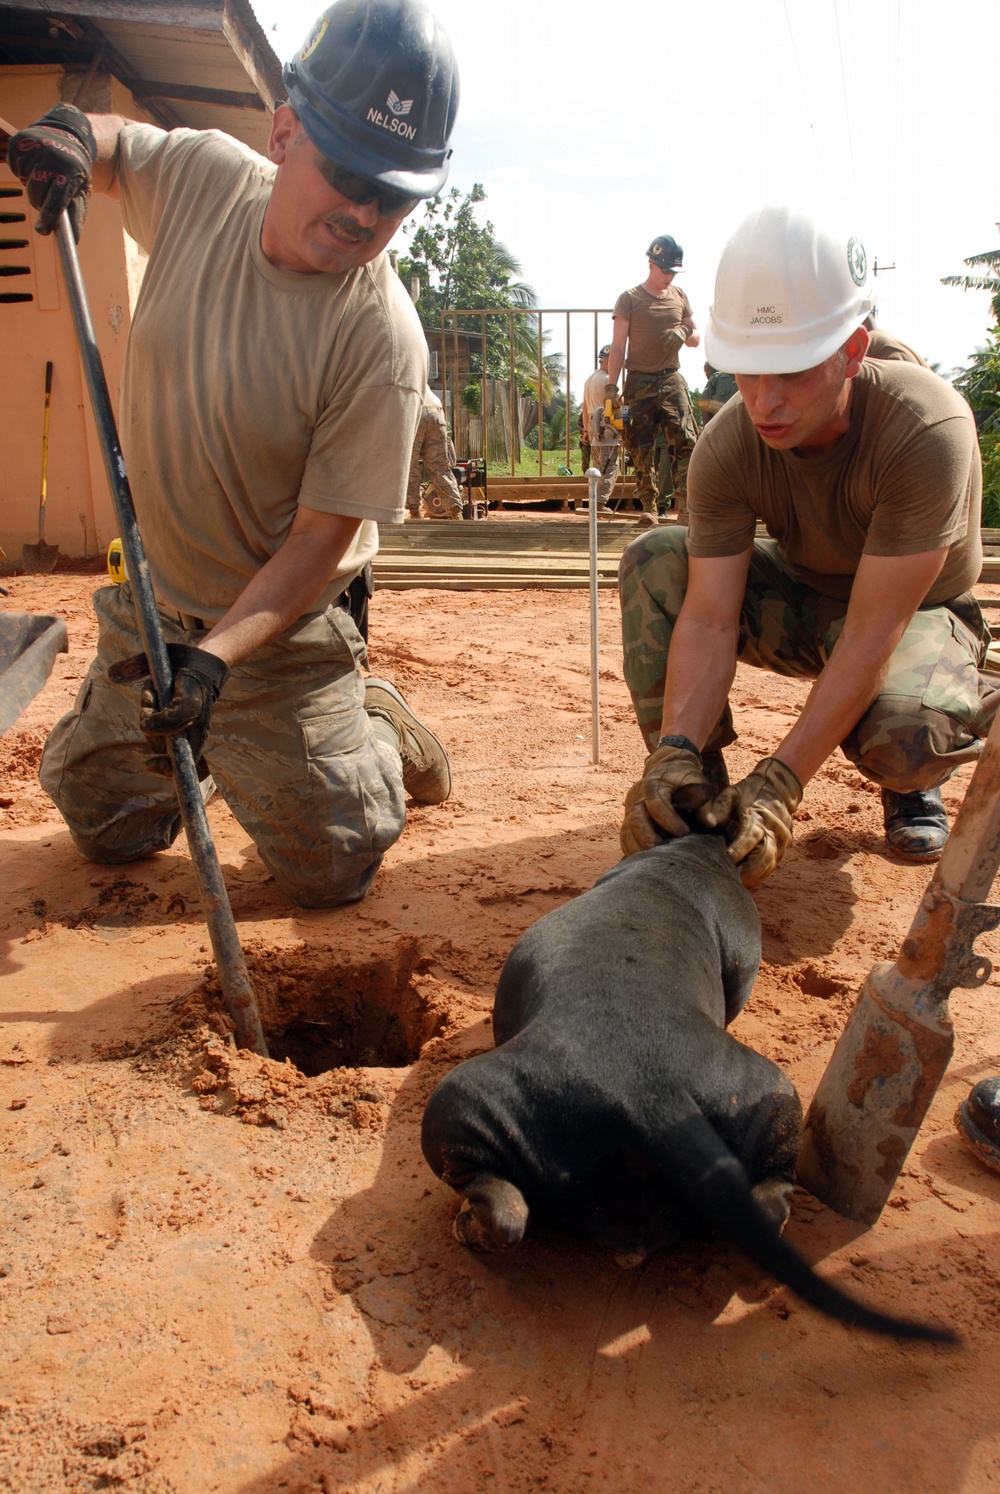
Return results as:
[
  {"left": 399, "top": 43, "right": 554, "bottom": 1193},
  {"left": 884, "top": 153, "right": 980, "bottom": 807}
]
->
[{"left": 283, "top": 0, "right": 460, "bottom": 197}]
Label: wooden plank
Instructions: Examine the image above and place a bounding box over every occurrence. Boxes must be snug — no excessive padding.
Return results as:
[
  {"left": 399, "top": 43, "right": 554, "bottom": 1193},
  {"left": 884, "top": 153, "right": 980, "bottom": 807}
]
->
[
  {"left": 369, "top": 518, "right": 1000, "bottom": 590},
  {"left": 373, "top": 576, "right": 621, "bottom": 591},
  {"left": 129, "top": 79, "right": 265, "bottom": 109}
]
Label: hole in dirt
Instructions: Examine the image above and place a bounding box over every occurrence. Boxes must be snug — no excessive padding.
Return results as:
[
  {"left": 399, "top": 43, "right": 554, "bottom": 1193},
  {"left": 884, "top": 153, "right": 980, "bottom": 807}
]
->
[
  {"left": 204, "top": 940, "right": 447, "bottom": 1077},
  {"left": 794, "top": 963, "right": 849, "bottom": 1001}
]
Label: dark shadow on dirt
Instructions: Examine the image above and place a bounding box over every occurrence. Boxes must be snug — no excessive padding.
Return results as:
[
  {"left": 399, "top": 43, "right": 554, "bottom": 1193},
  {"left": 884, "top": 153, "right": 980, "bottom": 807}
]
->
[{"left": 228, "top": 1016, "right": 973, "bottom": 1494}]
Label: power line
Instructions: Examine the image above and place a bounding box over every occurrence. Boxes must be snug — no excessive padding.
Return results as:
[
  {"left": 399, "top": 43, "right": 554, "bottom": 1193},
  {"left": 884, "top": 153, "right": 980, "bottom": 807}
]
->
[
  {"left": 832, "top": 0, "right": 858, "bottom": 189},
  {"left": 781, "top": 0, "right": 821, "bottom": 169}
]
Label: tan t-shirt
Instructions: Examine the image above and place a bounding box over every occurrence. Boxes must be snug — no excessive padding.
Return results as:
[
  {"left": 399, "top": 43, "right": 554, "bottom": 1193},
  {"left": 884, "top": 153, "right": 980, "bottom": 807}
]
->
[
  {"left": 116, "top": 125, "right": 427, "bottom": 624},
  {"left": 582, "top": 366, "right": 609, "bottom": 440},
  {"left": 865, "top": 328, "right": 928, "bottom": 367},
  {"left": 687, "top": 360, "right": 981, "bottom": 604},
  {"left": 613, "top": 284, "right": 693, "bottom": 372}
]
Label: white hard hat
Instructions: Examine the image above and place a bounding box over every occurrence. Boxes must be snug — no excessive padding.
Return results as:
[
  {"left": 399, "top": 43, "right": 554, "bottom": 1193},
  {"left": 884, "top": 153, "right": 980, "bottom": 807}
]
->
[{"left": 705, "top": 205, "right": 875, "bottom": 375}]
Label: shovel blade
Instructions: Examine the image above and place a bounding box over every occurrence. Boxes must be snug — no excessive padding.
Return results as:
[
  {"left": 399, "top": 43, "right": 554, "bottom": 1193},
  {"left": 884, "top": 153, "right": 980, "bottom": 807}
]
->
[
  {"left": 21, "top": 540, "right": 60, "bottom": 574},
  {"left": 797, "top": 961, "right": 954, "bottom": 1224}
]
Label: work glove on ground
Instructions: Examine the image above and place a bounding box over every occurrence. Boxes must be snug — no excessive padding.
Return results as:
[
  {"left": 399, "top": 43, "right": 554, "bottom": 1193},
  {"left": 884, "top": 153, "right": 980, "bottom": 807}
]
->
[
  {"left": 108, "top": 644, "right": 230, "bottom": 777},
  {"left": 7, "top": 104, "right": 96, "bottom": 240},
  {"left": 620, "top": 737, "right": 716, "bottom": 857},
  {"left": 722, "top": 756, "right": 803, "bottom": 889}
]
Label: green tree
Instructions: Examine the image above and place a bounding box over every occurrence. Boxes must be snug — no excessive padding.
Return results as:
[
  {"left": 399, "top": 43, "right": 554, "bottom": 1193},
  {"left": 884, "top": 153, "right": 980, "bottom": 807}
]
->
[
  {"left": 941, "top": 225, "right": 1000, "bottom": 321},
  {"left": 397, "top": 184, "right": 551, "bottom": 401},
  {"left": 943, "top": 226, "right": 1000, "bottom": 522}
]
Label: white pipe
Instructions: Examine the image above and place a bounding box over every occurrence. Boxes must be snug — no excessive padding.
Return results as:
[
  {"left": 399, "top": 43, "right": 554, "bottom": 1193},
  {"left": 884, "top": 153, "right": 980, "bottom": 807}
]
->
[{"left": 586, "top": 466, "right": 601, "bottom": 765}]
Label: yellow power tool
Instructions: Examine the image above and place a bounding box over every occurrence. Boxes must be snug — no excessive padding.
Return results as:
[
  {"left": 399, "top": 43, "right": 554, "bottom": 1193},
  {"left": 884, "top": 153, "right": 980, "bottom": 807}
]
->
[
  {"left": 603, "top": 396, "right": 628, "bottom": 432},
  {"left": 107, "top": 537, "right": 127, "bottom": 583}
]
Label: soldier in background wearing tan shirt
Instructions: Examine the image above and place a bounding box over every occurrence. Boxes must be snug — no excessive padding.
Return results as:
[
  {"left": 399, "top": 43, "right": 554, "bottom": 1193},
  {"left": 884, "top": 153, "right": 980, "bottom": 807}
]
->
[{"left": 618, "top": 205, "right": 995, "bottom": 888}]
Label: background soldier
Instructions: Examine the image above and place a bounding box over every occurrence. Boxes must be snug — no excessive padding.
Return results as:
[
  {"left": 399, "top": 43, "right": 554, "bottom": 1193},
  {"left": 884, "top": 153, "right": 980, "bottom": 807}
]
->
[
  {"left": 407, "top": 387, "right": 463, "bottom": 518},
  {"left": 606, "top": 234, "right": 701, "bottom": 524},
  {"left": 580, "top": 345, "right": 619, "bottom": 510},
  {"left": 698, "top": 361, "right": 739, "bottom": 424}
]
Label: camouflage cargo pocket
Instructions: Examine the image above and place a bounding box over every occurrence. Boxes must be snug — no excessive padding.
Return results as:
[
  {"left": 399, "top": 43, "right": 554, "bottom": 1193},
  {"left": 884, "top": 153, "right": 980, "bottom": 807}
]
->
[{"left": 920, "top": 611, "right": 992, "bottom": 737}]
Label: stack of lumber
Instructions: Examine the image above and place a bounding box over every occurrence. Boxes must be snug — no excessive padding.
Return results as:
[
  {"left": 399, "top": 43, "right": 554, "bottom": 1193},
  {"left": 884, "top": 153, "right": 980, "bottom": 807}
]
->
[
  {"left": 372, "top": 518, "right": 643, "bottom": 590},
  {"left": 372, "top": 521, "right": 1000, "bottom": 591}
]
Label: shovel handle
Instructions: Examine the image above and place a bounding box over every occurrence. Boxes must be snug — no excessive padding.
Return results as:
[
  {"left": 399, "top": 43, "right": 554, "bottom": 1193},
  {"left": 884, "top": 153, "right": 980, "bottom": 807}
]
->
[{"left": 53, "top": 216, "right": 268, "bottom": 1058}]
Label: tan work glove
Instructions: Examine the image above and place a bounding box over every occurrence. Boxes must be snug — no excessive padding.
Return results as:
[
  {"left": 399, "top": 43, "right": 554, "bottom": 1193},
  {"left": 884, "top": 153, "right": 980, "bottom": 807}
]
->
[
  {"left": 723, "top": 757, "right": 803, "bottom": 888},
  {"left": 620, "top": 737, "right": 715, "bottom": 857},
  {"left": 663, "top": 325, "right": 690, "bottom": 357}
]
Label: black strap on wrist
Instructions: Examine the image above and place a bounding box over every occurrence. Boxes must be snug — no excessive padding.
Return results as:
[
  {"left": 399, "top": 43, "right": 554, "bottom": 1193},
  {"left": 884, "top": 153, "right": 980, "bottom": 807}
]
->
[{"left": 656, "top": 733, "right": 700, "bottom": 758}]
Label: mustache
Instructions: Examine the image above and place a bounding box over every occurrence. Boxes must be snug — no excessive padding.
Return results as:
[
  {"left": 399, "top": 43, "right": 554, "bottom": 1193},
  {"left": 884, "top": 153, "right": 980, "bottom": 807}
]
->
[{"left": 325, "top": 214, "right": 375, "bottom": 245}]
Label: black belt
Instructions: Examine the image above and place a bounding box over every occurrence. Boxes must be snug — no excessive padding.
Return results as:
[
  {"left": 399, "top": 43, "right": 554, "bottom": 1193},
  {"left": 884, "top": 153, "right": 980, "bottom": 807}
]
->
[
  {"left": 160, "top": 607, "right": 206, "bottom": 632},
  {"left": 155, "top": 591, "right": 354, "bottom": 635}
]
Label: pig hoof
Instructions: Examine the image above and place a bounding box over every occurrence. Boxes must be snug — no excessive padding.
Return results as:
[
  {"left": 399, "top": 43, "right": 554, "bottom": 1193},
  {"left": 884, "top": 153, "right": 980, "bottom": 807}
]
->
[
  {"left": 751, "top": 1177, "right": 795, "bottom": 1230},
  {"left": 453, "top": 1183, "right": 528, "bottom": 1252}
]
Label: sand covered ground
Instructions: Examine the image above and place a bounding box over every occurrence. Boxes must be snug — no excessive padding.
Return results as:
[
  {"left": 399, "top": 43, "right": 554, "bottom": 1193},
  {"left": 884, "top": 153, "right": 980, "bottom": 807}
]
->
[{"left": 2, "top": 563, "right": 999, "bottom": 1492}]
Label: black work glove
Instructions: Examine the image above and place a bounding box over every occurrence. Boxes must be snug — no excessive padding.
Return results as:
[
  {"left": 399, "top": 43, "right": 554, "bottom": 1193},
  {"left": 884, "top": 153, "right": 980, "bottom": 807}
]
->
[
  {"left": 7, "top": 104, "right": 96, "bottom": 240},
  {"left": 108, "top": 644, "right": 230, "bottom": 777}
]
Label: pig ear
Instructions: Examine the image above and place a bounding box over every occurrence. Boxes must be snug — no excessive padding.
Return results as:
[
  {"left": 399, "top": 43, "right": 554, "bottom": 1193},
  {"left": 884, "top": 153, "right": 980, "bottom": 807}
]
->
[{"left": 698, "top": 785, "right": 740, "bottom": 834}]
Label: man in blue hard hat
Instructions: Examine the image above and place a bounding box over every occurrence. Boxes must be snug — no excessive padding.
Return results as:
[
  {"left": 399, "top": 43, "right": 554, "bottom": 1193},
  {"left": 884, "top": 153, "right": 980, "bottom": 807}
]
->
[{"left": 9, "top": 0, "right": 461, "bottom": 909}]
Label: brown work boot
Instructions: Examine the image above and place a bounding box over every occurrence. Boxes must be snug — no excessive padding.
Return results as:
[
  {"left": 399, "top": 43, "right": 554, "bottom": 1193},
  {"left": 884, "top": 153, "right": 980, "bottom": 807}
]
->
[{"left": 364, "top": 678, "right": 452, "bottom": 804}]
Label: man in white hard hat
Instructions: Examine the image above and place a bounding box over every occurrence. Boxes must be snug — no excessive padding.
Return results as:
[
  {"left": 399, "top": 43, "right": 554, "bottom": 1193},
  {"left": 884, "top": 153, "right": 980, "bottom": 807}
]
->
[{"left": 618, "top": 204, "right": 994, "bottom": 883}]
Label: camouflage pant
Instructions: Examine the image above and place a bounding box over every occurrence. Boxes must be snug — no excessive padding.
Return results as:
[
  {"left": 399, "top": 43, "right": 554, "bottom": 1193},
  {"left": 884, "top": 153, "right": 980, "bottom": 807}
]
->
[
  {"left": 407, "top": 407, "right": 463, "bottom": 516},
  {"left": 622, "top": 369, "right": 699, "bottom": 514},
  {"left": 39, "top": 583, "right": 407, "bottom": 908},
  {"left": 588, "top": 425, "right": 620, "bottom": 506},
  {"left": 619, "top": 528, "right": 998, "bottom": 791}
]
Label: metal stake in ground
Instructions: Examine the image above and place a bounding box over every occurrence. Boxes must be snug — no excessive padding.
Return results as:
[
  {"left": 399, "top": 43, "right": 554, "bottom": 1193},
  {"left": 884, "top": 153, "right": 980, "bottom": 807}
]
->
[
  {"left": 586, "top": 466, "right": 601, "bottom": 766},
  {"left": 798, "top": 706, "right": 1000, "bottom": 1223},
  {"left": 54, "top": 215, "right": 268, "bottom": 1058}
]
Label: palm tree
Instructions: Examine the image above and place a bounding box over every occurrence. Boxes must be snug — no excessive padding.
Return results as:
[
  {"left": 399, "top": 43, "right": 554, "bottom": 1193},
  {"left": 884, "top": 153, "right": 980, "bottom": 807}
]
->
[
  {"left": 943, "top": 228, "right": 1000, "bottom": 518},
  {"left": 941, "top": 225, "right": 1000, "bottom": 321},
  {"left": 399, "top": 185, "right": 552, "bottom": 402}
]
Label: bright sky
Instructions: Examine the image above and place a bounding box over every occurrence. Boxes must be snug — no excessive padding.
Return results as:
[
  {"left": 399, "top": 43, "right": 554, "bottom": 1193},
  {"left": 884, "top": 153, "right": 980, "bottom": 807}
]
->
[{"left": 250, "top": 0, "right": 999, "bottom": 400}]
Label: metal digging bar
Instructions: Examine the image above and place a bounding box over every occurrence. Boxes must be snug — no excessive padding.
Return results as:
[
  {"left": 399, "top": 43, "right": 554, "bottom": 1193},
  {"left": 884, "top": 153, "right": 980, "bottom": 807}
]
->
[
  {"left": 586, "top": 466, "right": 601, "bottom": 765},
  {"left": 55, "top": 216, "right": 268, "bottom": 1057},
  {"left": 798, "top": 704, "right": 1000, "bottom": 1223}
]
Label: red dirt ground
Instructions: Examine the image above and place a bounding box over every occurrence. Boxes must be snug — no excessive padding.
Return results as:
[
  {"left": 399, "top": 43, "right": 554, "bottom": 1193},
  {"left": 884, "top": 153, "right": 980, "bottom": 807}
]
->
[{"left": 2, "top": 559, "right": 1000, "bottom": 1493}]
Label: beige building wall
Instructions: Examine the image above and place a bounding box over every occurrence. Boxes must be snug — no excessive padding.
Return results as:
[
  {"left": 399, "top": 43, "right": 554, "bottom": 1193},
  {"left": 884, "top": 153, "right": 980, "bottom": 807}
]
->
[{"left": 0, "top": 67, "right": 153, "bottom": 567}]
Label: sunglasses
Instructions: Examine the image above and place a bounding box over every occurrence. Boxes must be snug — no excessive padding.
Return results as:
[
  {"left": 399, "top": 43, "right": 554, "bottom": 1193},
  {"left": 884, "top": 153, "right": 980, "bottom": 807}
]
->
[{"left": 317, "top": 158, "right": 422, "bottom": 219}]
